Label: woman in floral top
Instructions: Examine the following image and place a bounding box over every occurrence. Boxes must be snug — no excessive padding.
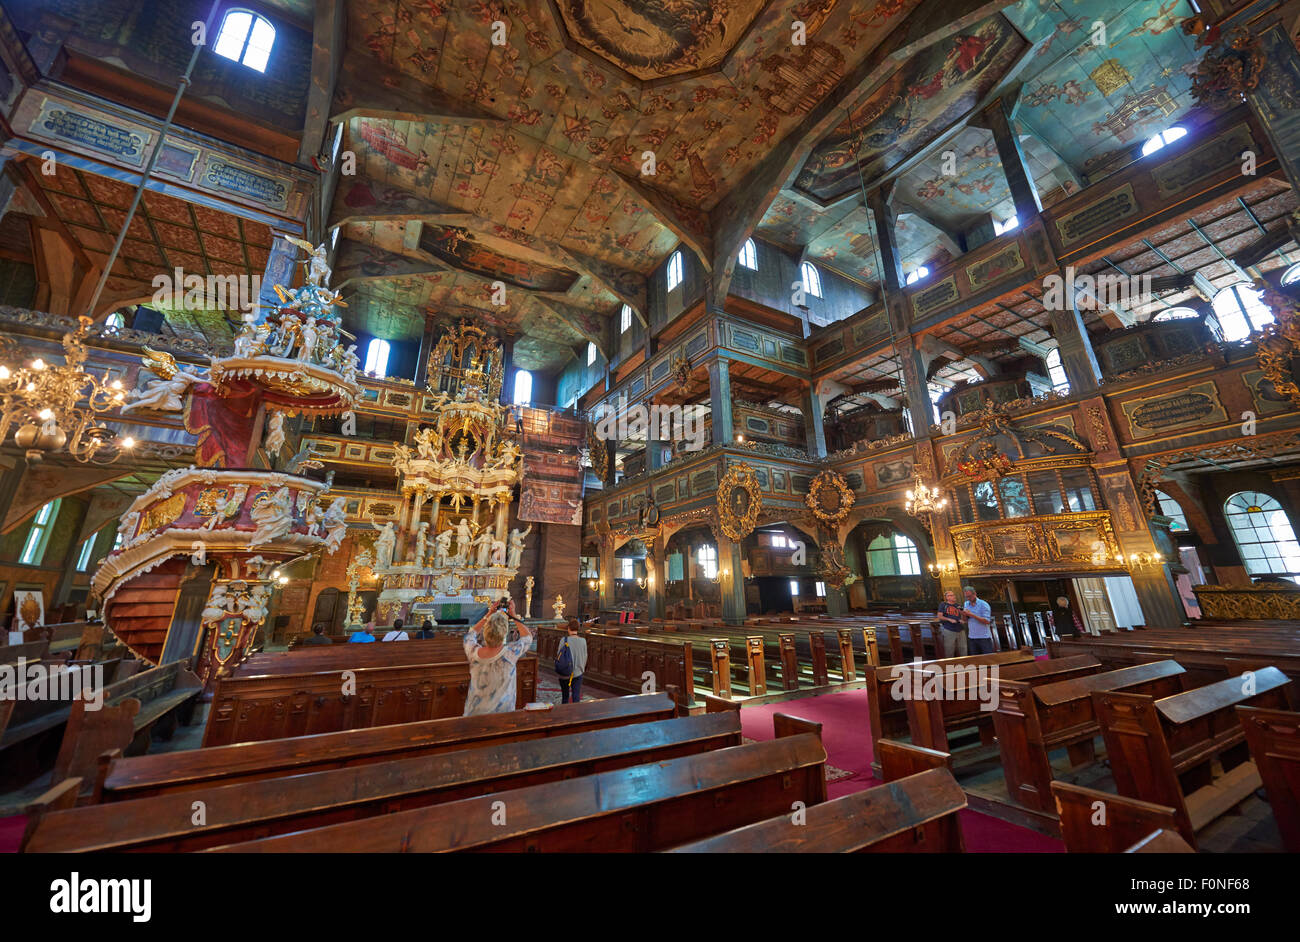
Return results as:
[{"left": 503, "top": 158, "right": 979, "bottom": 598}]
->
[{"left": 462, "top": 599, "right": 532, "bottom": 716}]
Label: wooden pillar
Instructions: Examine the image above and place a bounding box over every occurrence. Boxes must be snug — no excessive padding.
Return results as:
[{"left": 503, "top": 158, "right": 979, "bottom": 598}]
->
[
  {"left": 980, "top": 94, "right": 1042, "bottom": 224},
  {"left": 804, "top": 383, "right": 827, "bottom": 458},
  {"left": 708, "top": 358, "right": 734, "bottom": 446},
  {"left": 1046, "top": 278, "right": 1103, "bottom": 393},
  {"left": 598, "top": 538, "right": 616, "bottom": 612},
  {"left": 718, "top": 533, "right": 746, "bottom": 625}
]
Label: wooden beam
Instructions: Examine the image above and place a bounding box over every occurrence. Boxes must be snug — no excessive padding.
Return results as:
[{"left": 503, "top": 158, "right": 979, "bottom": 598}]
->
[{"left": 297, "top": 0, "right": 346, "bottom": 167}]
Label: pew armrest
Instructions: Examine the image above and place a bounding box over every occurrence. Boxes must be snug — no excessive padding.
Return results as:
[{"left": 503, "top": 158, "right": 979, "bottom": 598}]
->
[
  {"left": 877, "top": 738, "right": 952, "bottom": 783},
  {"left": 701, "top": 693, "right": 741, "bottom": 715},
  {"left": 773, "top": 713, "right": 822, "bottom": 743},
  {"left": 21, "top": 776, "right": 83, "bottom": 851}
]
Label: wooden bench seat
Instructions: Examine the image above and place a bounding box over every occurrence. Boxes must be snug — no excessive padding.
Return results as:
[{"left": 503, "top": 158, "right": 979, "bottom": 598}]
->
[
  {"left": 993, "top": 660, "right": 1188, "bottom": 812},
  {"left": 23, "top": 710, "right": 767, "bottom": 852},
  {"left": 96, "top": 692, "right": 678, "bottom": 801},
  {"left": 865, "top": 647, "right": 1034, "bottom": 774},
  {"left": 203, "top": 733, "right": 829, "bottom": 852},
  {"left": 1052, "top": 780, "right": 1184, "bottom": 853},
  {"left": 1094, "top": 666, "right": 1293, "bottom": 846},
  {"left": 1236, "top": 705, "right": 1300, "bottom": 852},
  {"left": 665, "top": 767, "right": 965, "bottom": 853},
  {"left": 904, "top": 654, "right": 1103, "bottom": 756},
  {"left": 236, "top": 637, "right": 474, "bottom": 675},
  {"left": 203, "top": 657, "right": 538, "bottom": 746}
]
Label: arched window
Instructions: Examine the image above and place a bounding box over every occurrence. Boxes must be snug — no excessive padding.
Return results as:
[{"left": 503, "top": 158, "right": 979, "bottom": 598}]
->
[
  {"left": 363, "top": 338, "right": 390, "bottom": 377},
  {"left": 666, "top": 251, "right": 684, "bottom": 291},
  {"left": 75, "top": 535, "right": 96, "bottom": 572},
  {"left": 1224, "top": 491, "right": 1300, "bottom": 578},
  {"left": 800, "top": 261, "right": 823, "bottom": 298},
  {"left": 1212, "top": 283, "right": 1273, "bottom": 341},
  {"left": 697, "top": 544, "right": 718, "bottom": 579},
  {"left": 586, "top": 341, "right": 597, "bottom": 366},
  {"left": 867, "top": 532, "right": 920, "bottom": 576},
  {"left": 1141, "top": 126, "right": 1187, "bottom": 157},
  {"left": 904, "top": 265, "right": 930, "bottom": 285},
  {"left": 1281, "top": 263, "right": 1300, "bottom": 287},
  {"left": 213, "top": 9, "right": 276, "bottom": 72},
  {"left": 104, "top": 311, "right": 125, "bottom": 329},
  {"left": 738, "top": 239, "right": 758, "bottom": 271},
  {"left": 1154, "top": 306, "right": 1199, "bottom": 321},
  {"left": 20, "top": 499, "right": 60, "bottom": 565},
  {"left": 620, "top": 304, "right": 633, "bottom": 334},
  {"left": 512, "top": 369, "right": 533, "bottom": 405},
  {"left": 1154, "top": 490, "right": 1189, "bottom": 532},
  {"left": 1046, "top": 348, "right": 1070, "bottom": 393}
]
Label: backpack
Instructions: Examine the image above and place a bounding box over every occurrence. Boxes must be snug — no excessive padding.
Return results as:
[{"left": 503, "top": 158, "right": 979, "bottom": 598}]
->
[{"left": 554, "top": 639, "right": 573, "bottom": 677}]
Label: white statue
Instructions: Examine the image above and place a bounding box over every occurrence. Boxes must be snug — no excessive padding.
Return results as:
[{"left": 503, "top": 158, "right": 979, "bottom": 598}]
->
[
  {"left": 264, "top": 412, "right": 285, "bottom": 459},
  {"left": 525, "top": 576, "right": 534, "bottom": 618},
  {"left": 322, "top": 497, "right": 347, "bottom": 552},
  {"left": 305, "top": 499, "right": 323, "bottom": 537},
  {"left": 282, "top": 235, "right": 332, "bottom": 288},
  {"left": 276, "top": 312, "right": 301, "bottom": 357},
  {"left": 342, "top": 344, "right": 359, "bottom": 383},
  {"left": 414, "top": 427, "right": 438, "bottom": 459},
  {"left": 433, "top": 528, "right": 453, "bottom": 569},
  {"left": 454, "top": 519, "right": 474, "bottom": 562},
  {"left": 248, "top": 486, "right": 293, "bottom": 547},
  {"left": 473, "top": 528, "right": 494, "bottom": 568},
  {"left": 233, "top": 319, "right": 258, "bottom": 357},
  {"left": 116, "top": 511, "right": 139, "bottom": 547},
  {"left": 121, "top": 350, "right": 202, "bottom": 414},
  {"left": 374, "top": 521, "right": 398, "bottom": 568},
  {"left": 415, "top": 521, "right": 430, "bottom": 565},
  {"left": 298, "top": 317, "right": 319, "bottom": 363},
  {"left": 202, "top": 484, "right": 248, "bottom": 531},
  {"left": 490, "top": 539, "right": 506, "bottom": 566},
  {"left": 507, "top": 525, "right": 532, "bottom": 569}
]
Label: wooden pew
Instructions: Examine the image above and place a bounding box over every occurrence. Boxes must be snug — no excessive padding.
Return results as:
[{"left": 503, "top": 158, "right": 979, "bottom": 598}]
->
[
  {"left": 665, "top": 767, "right": 966, "bottom": 853},
  {"left": 23, "top": 711, "right": 756, "bottom": 852},
  {"left": 1126, "top": 829, "right": 1195, "bottom": 853},
  {"left": 865, "top": 647, "right": 1034, "bottom": 774},
  {"left": 904, "top": 654, "right": 1103, "bottom": 756},
  {"left": 1051, "top": 780, "right": 1183, "bottom": 853},
  {"left": 203, "top": 657, "right": 538, "bottom": 747},
  {"left": 236, "top": 637, "right": 471, "bottom": 675},
  {"left": 97, "top": 692, "right": 678, "bottom": 801},
  {"left": 203, "top": 733, "right": 829, "bottom": 852},
  {"left": 994, "top": 660, "right": 1187, "bottom": 812},
  {"left": 1236, "top": 705, "right": 1300, "bottom": 852},
  {"left": 1094, "top": 667, "right": 1293, "bottom": 846},
  {"left": 876, "top": 738, "right": 952, "bottom": 783}
]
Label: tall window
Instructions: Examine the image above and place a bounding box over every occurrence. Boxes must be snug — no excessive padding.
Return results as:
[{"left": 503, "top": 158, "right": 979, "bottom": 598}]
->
[
  {"left": 586, "top": 341, "right": 597, "bottom": 366},
  {"left": 1045, "top": 348, "right": 1070, "bottom": 393},
  {"left": 1154, "top": 490, "right": 1189, "bottom": 532},
  {"left": 213, "top": 9, "right": 276, "bottom": 72},
  {"left": 20, "top": 500, "right": 60, "bottom": 566},
  {"left": 666, "top": 251, "right": 683, "bottom": 291},
  {"left": 1212, "top": 283, "right": 1273, "bottom": 341},
  {"left": 993, "top": 215, "right": 1019, "bottom": 236},
  {"left": 738, "top": 239, "right": 758, "bottom": 271},
  {"left": 800, "top": 261, "right": 823, "bottom": 298},
  {"left": 619, "top": 557, "right": 634, "bottom": 580},
  {"left": 789, "top": 579, "right": 799, "bottom": 596},
  {"left": 1141, "top": 126, "right": 1187, "bottom": 157},
  {"left": 1224, "top": 491, "right": 1300, "bottom": 579},
  {"left": 867, "top": 532, "right": 920, "bottom": 576},
  {"left": 697, "top": 544, "right": 718, "bottom": 579},
  {"left": 75, "top": 535, "right": 97, "bottom": 571},
  {"left": 364, "top": 338, "right": 390, "bottom": 377},
  {"left": 512, "top": 369, "right": 533, "bottom": 405},
  {"left": 815, "top": 581, "right": 827, "bottom": 597},
  {"left": 904, "top": 265, "right": 930, "bottom": 285},
  {"left": 620, "top": 304, "right": 633, "bottom": 334}
]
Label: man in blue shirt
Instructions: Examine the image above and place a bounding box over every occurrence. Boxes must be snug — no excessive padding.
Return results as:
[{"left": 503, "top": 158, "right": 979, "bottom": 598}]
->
[
  {"left": 348, "top": 619, "right": 376, "bottom": 643},
  {"left": 961, "top": 586, "right": 995, "bottom": 654}
]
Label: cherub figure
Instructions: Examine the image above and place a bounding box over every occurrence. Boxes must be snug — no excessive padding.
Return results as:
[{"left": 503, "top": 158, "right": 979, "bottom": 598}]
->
[{"left": 120, "top": 349, "right": 203, "bottom": 413}]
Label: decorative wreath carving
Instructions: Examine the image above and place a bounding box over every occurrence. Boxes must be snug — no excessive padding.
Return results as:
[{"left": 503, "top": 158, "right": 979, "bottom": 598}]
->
[
  {"left": 670, "top": 352, "right": 692, "bottom": 395},
  {"left": 717, "top": 462, "right": 762, "bottom": 541},
  {"left": 804, "top": 470, "right": 855, "bottom": 526}
]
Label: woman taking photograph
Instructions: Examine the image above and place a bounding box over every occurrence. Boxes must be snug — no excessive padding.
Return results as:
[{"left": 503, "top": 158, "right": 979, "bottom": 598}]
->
[{"left": 462, "top": 597, "right": 532, "bottom": 716}]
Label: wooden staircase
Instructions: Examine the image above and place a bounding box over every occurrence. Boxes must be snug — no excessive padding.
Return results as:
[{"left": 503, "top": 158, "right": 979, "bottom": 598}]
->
[{"left": 102, "top": 558, "right": 188, "bottom": 664}]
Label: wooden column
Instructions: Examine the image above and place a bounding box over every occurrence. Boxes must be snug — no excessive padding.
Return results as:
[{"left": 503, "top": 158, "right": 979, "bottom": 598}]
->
[
  {"left": 718, "top": 533, "right": 747, "bottom": 626},
  {"left": 980, "top": 94, "right": 1042, "bottom": 224},
  {"left": 1046, "top": 277, "right": 1103, "bottom": 393},
  {"left": 804, "top": 383, "right": 827, "bottom": 458},
  {"left": 707, "top": 357, "right": 734, "bottom": 446}
]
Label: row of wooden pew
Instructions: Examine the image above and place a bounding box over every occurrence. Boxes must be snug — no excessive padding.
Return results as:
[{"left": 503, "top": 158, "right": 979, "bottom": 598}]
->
[{"left": 873, "top": 642, "right": 1300, "bottom": 851}]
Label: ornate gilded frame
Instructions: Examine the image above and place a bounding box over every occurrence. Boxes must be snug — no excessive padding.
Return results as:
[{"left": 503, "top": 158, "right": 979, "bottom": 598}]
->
[
  {"left": 804, "top": 469, "right": 854, "bottom": 526},
  {"left": 717, "top": 462, "right": 762, "bottom": 541}
]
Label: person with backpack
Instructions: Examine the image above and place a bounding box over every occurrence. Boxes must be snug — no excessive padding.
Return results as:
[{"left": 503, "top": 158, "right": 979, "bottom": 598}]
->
[{"left": 554, "top": 618, "right": 588, "bottom": 704}]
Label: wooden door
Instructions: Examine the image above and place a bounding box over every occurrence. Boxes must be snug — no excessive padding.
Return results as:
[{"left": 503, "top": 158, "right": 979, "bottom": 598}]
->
[{"left": 1073, "top": 578, "right": 1117, "bottom": 634}]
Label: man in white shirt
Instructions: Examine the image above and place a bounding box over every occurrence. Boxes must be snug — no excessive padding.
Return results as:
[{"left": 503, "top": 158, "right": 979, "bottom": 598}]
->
[{"left": 961, "top": 586, "right": 995, "bottom": 655}]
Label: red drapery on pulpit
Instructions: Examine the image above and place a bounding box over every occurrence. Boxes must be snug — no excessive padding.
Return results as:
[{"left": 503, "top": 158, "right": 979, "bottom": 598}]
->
[{"left": 184, "top": 382, "right": 260, "bottom": 468}]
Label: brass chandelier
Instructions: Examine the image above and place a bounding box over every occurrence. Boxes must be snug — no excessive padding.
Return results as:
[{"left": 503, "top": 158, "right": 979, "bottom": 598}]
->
[
  {"left": 0, "top": 320, "right": 135, "bottom": 463},
  {"left": 905, "top": 474, "right": 948, "bottom": 517}
]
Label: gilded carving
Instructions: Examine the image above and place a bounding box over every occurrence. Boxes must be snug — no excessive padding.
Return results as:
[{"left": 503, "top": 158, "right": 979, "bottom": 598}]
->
[
  {"left": 805, "top": 469, "right": 855, "bottom": 526},
  {"left": 717, "top": 463, "right": 762, "bottom": 541}
]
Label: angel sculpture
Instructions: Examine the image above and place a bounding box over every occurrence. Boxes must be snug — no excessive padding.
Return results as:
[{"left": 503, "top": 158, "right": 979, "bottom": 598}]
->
[
  {"left": 454, "top": 519, "right": 474, "bottom": 562},
  {"left": 116, "top": 511, "right": 139, "bottom": 547},
  {"left": 342, "top": 344, "right": 360, "bottom": 383},
  {"left": 414, "top": 427, "right": 438, "bottom": 459},
  {"left": 298, "top": 317, "right": 320, "bottom": 364},
  {"left": 280, "top": 235, "right": 332, "bottom": 288},
  {"left": 120, "top": 349, "right": 203, "bottom": 414},
  {"left": 264, "top": 412, "right": 286, "bottom": 459},
  {"left": 233, "top": 318, "right": 259, "bottom": 357},
  {"left": 201, "top": 484, "right": 249, "bottom": 531},
  {"left": 322, "top": 497, "right": 348, "bottom": 552},
  {"left": 490, "top": 539, "right": 506, "bottom": 567},
  {"left": 433, "top": 528, "right": 453, "bottom": 569},
  {"left": 507, "top": 525, "right": 532, "bottom": 569},
  {"left": 248, "top": 486, "right": 294, "bottom": 547},
  {"left": 415, "top": 521, "right": 430, "bottom": 565},
  {"left": 305, "top": 499, "right": 323, "bottom": 537}
]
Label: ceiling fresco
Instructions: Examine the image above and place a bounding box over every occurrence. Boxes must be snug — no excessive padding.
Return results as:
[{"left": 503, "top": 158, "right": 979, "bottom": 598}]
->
[
  {"left": 1005, "top": 0, "right": 1201, "bottom": 177},
  {"left": 794, "top": 14, "right": 1029, "bottom": 203}
]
